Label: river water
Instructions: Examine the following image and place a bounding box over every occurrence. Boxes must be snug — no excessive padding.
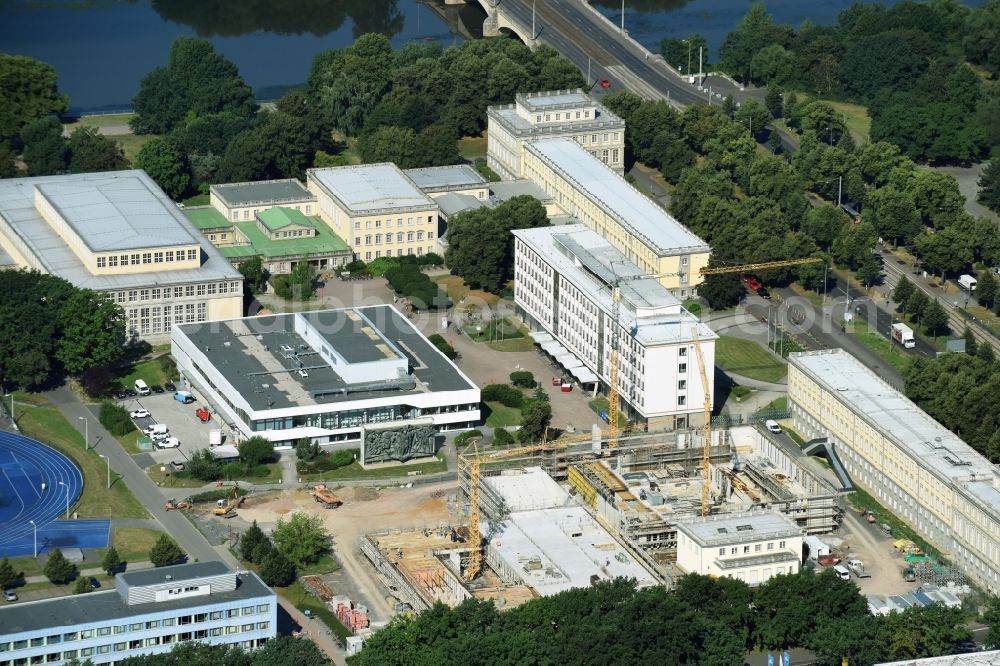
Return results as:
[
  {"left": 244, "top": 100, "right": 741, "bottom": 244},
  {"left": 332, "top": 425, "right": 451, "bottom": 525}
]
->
[{"left": 0, "top": 0, "right": 986, "bottom": 113}]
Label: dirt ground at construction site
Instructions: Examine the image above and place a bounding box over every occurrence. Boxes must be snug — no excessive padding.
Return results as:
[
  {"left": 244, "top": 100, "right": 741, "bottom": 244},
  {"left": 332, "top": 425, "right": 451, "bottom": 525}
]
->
[
  {"left": 822, "top": 508, "right": 918, "bottom": 597},
  {"left": 236, "top": 480, "right": 462, "bottom": 626}
]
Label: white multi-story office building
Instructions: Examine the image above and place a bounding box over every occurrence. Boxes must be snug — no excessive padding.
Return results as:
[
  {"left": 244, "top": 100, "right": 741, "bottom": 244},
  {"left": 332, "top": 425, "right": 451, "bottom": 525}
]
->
[
  {"left": 172, "top": 305, "right": 480, "bottom": 446},
  {"left": 307, "top": 164, "right": 440, "bottom": 261},
  {"left": 0, "top": 562, "right": 277, "bottom": 666},
  {"left": 487, "top": 89, "right": 626, "bottom": 179},
  {"left": 520, "top": 139, "right": 711, "bottom": 297},
  {"left": 789, "top": 349, "right": 1000, "bottom": 594},
  {"left": 0, "top": 171, "right": 243, "bottom": 341},
  {"left": 513, "top": 225, "right": 715, "bottom": 429},
  {"left": 676, "top": 511, "right": 804, "bottom": 586}
]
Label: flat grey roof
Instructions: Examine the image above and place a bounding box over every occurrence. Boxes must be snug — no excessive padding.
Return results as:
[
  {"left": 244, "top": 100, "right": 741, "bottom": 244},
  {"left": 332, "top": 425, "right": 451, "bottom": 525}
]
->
[
  {"left": 403, "top": 165, "right": 486, "bottom": 192},
  {"left": 874, "top": 650, "right": 1000, "bottom": 666},
  {"left": 0, "top": 572, "right": 272, "bottom": 636},
  {"left": 513, "top": 226, "right": 714, "bottom": 346},
  {"left": 120, "top": 561, "right": 230, "bottom": 587},
  {"left": 436, "top": 192, "right": 487, "bottom": 218},
  {"left": 526, "top": 139, "right": 710, "bottom": 255},
  {"left": 490, "top": 180, "right": 552, "bottom": 204},
  {"left": 517, "top": 89, "right": 594, "bottom": 111},
  {"left": 0, "top": 172, "right": 242, "bottom": 291},
  {"left": 309, "top": 164, "right": 435, "bottom": 214},
  {"left": 677, "top": 511, "right": 801, "bottom": 547},
  {"left": 211, "top": 179, "right": 313, "bottom": 207},
  {"left": 488, "top": 105, "right": 624, "bottom": 136},
  {"left": 32, "top": 172, "right": 199, "bottom": 251},
  {"left": 175, "top": 305, "right": 476, "bottom": 412},
  {"left": 789, "top": 350, "right": 999, "bottom": 504}
]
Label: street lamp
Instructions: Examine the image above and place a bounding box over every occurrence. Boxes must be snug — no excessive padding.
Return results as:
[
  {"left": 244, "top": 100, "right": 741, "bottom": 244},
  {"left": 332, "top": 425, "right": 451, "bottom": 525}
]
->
[
  {"left": 99, "top": 454, "right": 110, "bottom": 489},
  {"left": 620, "top": 0, "right": 625, "bottom": 34},
  {"left": 29, "top": 520, "right": 36, "bottom": 557},
  {"left": 58, "top": 481, "right": 69, "bottom": 519},
  {"left": 78, "top": 416, "right": 88, "bottom": 449}
]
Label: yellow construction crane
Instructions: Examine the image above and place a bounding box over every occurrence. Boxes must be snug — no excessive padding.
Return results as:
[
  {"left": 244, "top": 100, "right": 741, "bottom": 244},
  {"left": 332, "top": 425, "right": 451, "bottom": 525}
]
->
[
  {"left": 460, "top": 429, "right": 611, "bottom": 581},
  {"left": 691, "top": 330, "right": 713, "bottom": 516}
]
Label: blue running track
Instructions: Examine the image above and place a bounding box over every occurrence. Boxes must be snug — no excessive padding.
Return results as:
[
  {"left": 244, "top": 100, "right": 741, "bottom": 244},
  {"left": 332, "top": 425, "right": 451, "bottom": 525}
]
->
[{"left": 0, "top": 431, "right": 110, "bottom": 557}]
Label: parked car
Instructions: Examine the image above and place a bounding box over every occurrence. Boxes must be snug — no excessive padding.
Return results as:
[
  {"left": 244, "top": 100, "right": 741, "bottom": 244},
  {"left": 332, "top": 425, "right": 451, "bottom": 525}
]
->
[
  {"left": 755, "top": 286, "right": 771, "bottom": 300},
  {"left": 168, "top": 461, "right": 186, "bottom": 472},
  {"left": 3, "top": 589, "right": 16, "bottom": 602},
  {"left": 173, "top": 391, "right": 195, "bottom": 404},
  {"left": 125, "top": 388, "right": 137, "bottom": 398},
  {"left": 88, "top": 576, "right": 100, "bottom": 589},
  {"left": 765, "top": 420, "right": 782, "bottom": 434},
  {"left": 156, "top": 437, "right": 180, "bottom": 449},
  {"left": 129, "top": 409, "right": 150, "bottom": 419},
  {"left": 164, "top": 381, "right": 177, "bottom": 392},
  {"left": 150, "top": 384, "right": 165, "bottom": 394},
  {"left": 114, "top": 390, "right": 127, "bottom": 400}
]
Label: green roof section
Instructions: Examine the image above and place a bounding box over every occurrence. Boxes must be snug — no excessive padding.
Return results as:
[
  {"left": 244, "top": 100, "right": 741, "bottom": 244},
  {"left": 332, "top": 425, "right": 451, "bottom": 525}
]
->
[
  {"left": 257, "top": 207, "right": 315, "bottom": 232},
  {"left": 211, "top": 179, "right": 313, "bottom": 207},
  {"left": 184, "top": 207, "right": 231, "bottom": 230},
  {"left": 184, "top": 207, "right": 350, "bottom": 259}
]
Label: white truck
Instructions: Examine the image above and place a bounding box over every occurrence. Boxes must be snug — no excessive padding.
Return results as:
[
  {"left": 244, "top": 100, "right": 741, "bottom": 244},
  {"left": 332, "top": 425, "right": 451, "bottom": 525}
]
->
[
  {"left": 958, "top": 274, "right": 977, "bottom": 291},
  {"left": 891, "top": 323, "right": 916, "bottom": 349}
]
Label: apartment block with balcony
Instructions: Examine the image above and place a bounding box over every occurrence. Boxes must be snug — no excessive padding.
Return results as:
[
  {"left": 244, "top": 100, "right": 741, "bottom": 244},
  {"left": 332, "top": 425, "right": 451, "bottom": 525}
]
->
[
  {"left": 487, "top": 89, "right": 625, "bottom": 179},
  {"left": 0, "top": 562, "right": 276, "bottom": 666},
  {"left": 788, "top": 349, "right": 1000, "bottom": 594}
]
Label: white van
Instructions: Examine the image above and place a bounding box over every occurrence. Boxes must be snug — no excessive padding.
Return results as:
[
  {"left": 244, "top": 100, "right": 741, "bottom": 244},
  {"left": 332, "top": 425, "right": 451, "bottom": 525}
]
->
[
  {"left": 156, "top": 437, "right": 180, "bottom": 449},
  {"left": 145, "top": 423, "right": 168, "bottom": 436},
  {"left": 765, "top": 420, "right": 782, "bottom": 434},
  {"left": 833, "top": 564, "right": 851, "bottom": 581},
  {"left": 134, "top": 379, "right": 151, "bottom": 396}
]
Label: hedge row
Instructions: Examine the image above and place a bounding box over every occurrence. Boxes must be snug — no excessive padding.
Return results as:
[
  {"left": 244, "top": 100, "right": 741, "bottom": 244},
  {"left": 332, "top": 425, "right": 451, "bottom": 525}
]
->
[{"left": 481, "top": 384, "right": 524, "bottom": 408}]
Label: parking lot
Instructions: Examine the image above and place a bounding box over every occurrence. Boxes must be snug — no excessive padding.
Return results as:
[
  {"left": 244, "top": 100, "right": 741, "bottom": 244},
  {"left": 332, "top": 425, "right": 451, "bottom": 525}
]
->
[{"left": 121, "top": 389, "right": 224, "bottom": 466}]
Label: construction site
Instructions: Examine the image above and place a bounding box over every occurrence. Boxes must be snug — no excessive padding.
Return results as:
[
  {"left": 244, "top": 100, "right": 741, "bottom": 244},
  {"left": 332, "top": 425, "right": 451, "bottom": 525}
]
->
[{"left": 359, "top": 422, "right": 842, "bottom": 611}]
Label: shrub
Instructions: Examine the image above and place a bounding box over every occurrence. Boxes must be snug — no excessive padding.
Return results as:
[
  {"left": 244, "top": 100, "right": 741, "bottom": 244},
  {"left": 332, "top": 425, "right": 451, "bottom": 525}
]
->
[
  {"left": 0, "top": 557, "right": 17, "bottom": 589},
  {"left": 239, "top": 521, "right": 267, "bottom": 563},
  {"left": 259, "top": 549, "right": 296, "bottom": 587},
  {"left": 427, "top": 334, "right": 458, "bottom": 360},
  {"left": 150, "top": 534, "right": 184, "bottom": 567},
  {"left": 385, "top": 264, "right": 447, "bottom": 310},
  {"left": 101, "top": 546, "right": 122, "bottom": 576},
  {"left": 454, "top": 430, "right": 483, "bottom": 447},
  {"left": 481, "top": 384, "right": 524, "bottom": 408},
  {"left": 367, "top": 256, "right": 400, "bottom": 277},
  {"left": 296, "top": 438, "right": 321, "bottom": 461},
  {"left": 418, "top": 252, "right": 444, "bottom": 267},
  {"left": 272, "top": 512, "right": 330, "bottom": 568},
  {"left": 493, "top": 429, "right": 514, "bottom": 446},
  {"left": 331, "top": 449, "right": 356, "bottom": 467},
  {"left": 509, "top": 371, "right": 536, "bottom": 389},
  {"left": 187, "top": 449, "right": 222, "bottom": 481},
  {"left": 238, "top": 436, "right": 274, "bottom": 468},
  {"left": 222, "top": 461, "right": 243, "bottom": 479},
  {"left": 99, "top": 401, "right": 135, "bottom": 436},
  {"left": 73, "top": 576, "right": 92, "bottom": 594},
  {"left": 43, "top": 548, "right": 76, "bottom": 585}
]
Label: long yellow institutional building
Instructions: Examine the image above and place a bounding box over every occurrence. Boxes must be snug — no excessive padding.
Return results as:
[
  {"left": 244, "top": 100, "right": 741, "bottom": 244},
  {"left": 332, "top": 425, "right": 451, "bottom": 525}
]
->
[
  {"left": 788, "top": 350, "right": 1000, "bottom": 594},
  {"left": 0, "top": 171, "right": 243, "bottom": 340},
  {"left": 521, "top": 139, "right": 710, "bottom": 299}
]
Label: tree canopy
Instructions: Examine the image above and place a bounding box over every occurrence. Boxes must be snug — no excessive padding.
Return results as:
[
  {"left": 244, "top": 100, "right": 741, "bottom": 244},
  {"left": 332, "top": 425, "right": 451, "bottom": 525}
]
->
[
  {"left": 348, "top": 571, "right": 970, "bottom": 666},
  {"left": 445, "top": 195, "right": 548, "bottom": 294},
  {"left": 0, "top": 54, "right": 69, "bottom": 149}
]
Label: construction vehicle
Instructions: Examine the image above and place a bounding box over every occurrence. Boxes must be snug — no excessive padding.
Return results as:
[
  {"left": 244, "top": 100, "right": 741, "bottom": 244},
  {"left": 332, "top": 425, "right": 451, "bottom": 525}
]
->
[
  {"left": 164, "top": 498, "right": 191, "bottom": 511},
  {"left": 213, "top": 485, "right": 244, "bottom": 518},
  {"left": 311, "top": 484, "right": 343, "bottom": 508}
]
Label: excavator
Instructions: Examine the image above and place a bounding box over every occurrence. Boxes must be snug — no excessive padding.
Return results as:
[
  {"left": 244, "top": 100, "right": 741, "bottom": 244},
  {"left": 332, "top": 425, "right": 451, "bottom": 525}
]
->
[
  {"left": 310, "top": 484, "right": 343, "bottom": 509},
  {"left": 213, "top": 484, "right": 245, "bottom": 518}
]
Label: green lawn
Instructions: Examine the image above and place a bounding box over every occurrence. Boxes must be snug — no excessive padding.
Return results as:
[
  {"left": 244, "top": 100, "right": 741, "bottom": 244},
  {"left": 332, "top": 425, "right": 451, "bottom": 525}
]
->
[
  {"left": 181, "top": 194, "right": 210, "bottom": 207},
  {"left": 148, "top": 461, "right": 283, "bottom": 487},
  {"left": 847, "top": 322, "right": 911, "bottom": 374},
  {"left": 64, "top": 113, "right": 135, "bottom": 129},
  {"left": 484, "top": 401, "right": 522, "bottom": 427},
  {"left": 114, "top": 355, "right": 174, "bottom": 391},
  {"left": 15, "top": 400, "right": 149, "bottom": 519},
  {"left": 298, "top": 553, "right": 341, "bottom": 576},
  {"left": 101, "top": 527, "right": 164, "bottom": 569},
  {"left": 301, "top": 454, "right": 447, "bottom": 481},
  {"left": 458, "top": 135, "right": 488, "bottom": 162},
  {"left": 762, "top": 396, "right": 788, "bottom": 411},
  {"left": 115, "top": 134, "right": 156, "bottom": 163},
  {"left": 715, "top": 336, "right": 787, "bottom": 383}
]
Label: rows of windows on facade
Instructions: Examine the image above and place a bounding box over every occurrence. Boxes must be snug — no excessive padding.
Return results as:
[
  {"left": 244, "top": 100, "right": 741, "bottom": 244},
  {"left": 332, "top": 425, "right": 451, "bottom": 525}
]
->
[{"left": 95, "top": 248, "right": 199, "bottom": 270}]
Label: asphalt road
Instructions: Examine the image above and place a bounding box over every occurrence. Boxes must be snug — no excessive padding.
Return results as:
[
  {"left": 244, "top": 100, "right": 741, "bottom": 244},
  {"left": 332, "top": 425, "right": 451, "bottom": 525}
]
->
[
  {"left": 499, "top": 0, "right": 744, "bottom": 105},
  {"left": 47, "top": 386, "right": 224, "bottom": 564}
]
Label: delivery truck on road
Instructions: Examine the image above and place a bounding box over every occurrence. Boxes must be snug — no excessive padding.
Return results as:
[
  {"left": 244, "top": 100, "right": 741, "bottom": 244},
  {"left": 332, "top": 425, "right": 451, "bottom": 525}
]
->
[
  {"left": 958, "top": 274, "right": 977, "bottom": 291},
  {"left": 891, "top": 323, "right": 916, "bottom": 349}
]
